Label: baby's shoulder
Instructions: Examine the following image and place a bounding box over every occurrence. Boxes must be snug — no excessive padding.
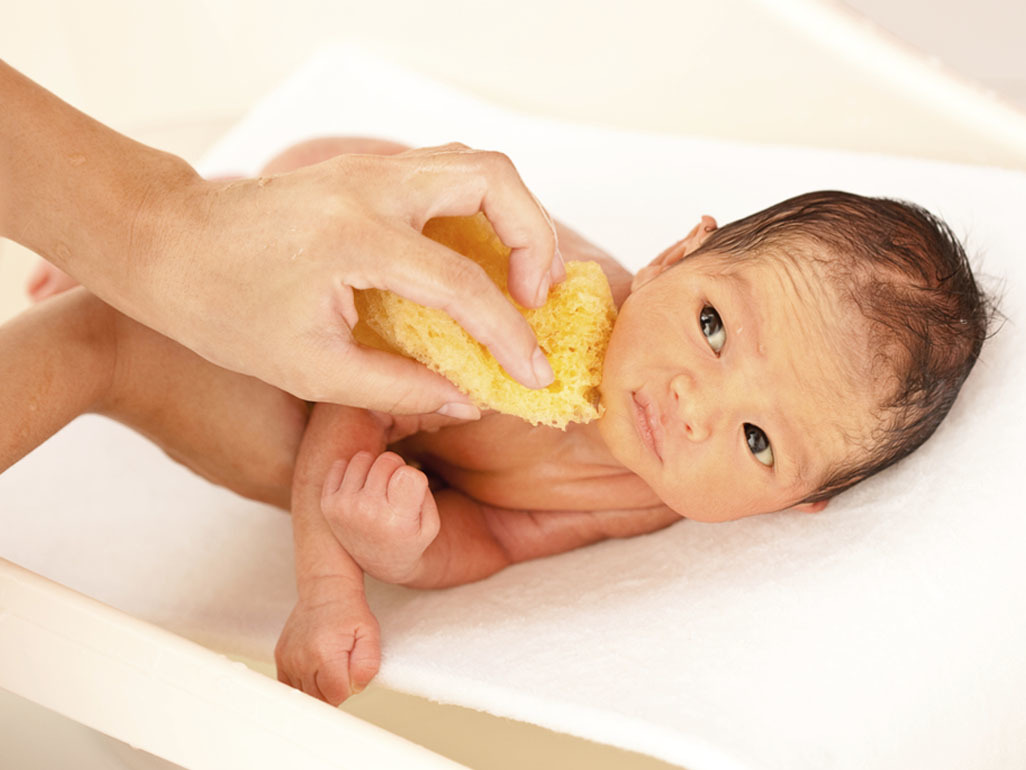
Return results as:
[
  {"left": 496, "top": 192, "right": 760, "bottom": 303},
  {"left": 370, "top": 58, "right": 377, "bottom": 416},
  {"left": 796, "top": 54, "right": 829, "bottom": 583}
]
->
[{"left": 403, "top": 412, "right": 559, "bottom": 464}]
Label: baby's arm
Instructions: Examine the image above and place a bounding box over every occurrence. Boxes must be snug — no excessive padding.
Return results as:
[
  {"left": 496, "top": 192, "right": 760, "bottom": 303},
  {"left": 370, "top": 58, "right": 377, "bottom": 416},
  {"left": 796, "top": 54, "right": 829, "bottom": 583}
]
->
[
  {"left": 334, "top": 478, "right": 679, "bottom": 589},
  {"left": 0, "top": 288, "right": 308, "bottom": 507},
  {"left": 274, "top": 403, "right": 392, "bottom": 704}
]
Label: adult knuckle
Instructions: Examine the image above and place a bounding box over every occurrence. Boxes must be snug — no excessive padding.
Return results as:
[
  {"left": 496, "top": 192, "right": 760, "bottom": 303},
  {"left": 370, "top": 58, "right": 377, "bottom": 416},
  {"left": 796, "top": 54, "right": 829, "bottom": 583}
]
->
[
  {"left": 482, "top": 149, "right": 511, "bottom": 166},
  {"left": 442, "top": 254, "right": 487, "bottom": 292},
  {"left": 471, "top": 149, "right": 511, "bottom": 176}
]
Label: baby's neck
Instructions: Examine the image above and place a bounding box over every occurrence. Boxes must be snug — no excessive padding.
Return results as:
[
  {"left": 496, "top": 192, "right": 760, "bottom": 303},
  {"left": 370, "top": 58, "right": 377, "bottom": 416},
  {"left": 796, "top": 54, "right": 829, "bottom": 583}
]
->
[{"left": 566, "top": 417, "right": 624, "bottom": 468}]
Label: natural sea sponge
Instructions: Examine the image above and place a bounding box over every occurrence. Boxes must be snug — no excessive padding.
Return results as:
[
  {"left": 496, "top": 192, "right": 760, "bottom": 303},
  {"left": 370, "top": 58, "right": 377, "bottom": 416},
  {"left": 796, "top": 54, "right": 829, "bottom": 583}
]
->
[{"left": 353, "top": 213, "right": 616, "bottom": 429}]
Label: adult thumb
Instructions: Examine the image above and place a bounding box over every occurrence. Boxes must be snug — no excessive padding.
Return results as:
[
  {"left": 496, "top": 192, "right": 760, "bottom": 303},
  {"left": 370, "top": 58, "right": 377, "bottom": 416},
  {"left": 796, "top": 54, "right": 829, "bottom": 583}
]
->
[{"left": 317, "top": 344, "right": 480, "bottom": 419}]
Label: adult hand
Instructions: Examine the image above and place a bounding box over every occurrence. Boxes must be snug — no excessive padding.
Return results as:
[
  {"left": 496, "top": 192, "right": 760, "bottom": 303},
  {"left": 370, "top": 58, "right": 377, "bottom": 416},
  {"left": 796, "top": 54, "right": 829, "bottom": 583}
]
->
[
  {"left": 1, "top": 61, "right": 564, "bottom": 416},
  {"left": 153, "top": 143, "right": 565, "bottom": 415}
]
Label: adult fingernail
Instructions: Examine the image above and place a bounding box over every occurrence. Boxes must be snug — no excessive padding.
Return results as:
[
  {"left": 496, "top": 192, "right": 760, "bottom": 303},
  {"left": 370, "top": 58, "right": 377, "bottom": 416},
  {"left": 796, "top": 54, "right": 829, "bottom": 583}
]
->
[
  {"left": 436, "top": 402, "right": 481, "bottom": 420},
  {"left": 534, "top": 274, "right": 551, "bottom": 307},
  {"left": 551, "top": 247, "right": 566, "bottom": 281},
  {"left": 532, "top": 347, "right": 554, "bottom": 388}
]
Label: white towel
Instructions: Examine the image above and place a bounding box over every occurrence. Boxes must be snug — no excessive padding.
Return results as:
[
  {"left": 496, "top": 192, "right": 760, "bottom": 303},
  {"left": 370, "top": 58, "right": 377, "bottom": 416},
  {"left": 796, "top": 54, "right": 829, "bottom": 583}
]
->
[{"left": 2, "top": 47, "right": 1025, "bottom": 770}]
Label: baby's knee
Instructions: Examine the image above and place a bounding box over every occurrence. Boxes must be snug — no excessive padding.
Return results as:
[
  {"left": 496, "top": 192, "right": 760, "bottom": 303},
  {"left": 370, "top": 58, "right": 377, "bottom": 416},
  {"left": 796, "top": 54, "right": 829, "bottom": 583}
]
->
[{"left": 260, "top": 137, "right": 410, "bottom": 175}]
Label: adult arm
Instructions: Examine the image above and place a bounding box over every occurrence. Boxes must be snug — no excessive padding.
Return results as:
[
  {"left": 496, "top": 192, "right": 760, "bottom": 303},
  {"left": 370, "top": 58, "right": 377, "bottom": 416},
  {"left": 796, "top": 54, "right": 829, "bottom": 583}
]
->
[{"left": 0, "top": 61, "right": 563, "bottom": 413}]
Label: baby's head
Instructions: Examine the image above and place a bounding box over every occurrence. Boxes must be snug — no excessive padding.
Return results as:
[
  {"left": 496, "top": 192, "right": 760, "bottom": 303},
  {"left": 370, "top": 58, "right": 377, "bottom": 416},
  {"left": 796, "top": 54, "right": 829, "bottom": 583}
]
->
[{"left": 598, "top": 190, "right": 990, "bottom": 522}]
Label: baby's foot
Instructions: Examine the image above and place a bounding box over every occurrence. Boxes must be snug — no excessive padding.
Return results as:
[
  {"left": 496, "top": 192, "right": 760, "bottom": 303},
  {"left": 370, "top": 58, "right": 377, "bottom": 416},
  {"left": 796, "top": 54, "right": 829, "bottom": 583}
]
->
[
  {"left": 321, "top": 451, "right": 440, "bottom": 584},
  {"left": 26, "top": 262, "right": 79, "bottom": 302}
]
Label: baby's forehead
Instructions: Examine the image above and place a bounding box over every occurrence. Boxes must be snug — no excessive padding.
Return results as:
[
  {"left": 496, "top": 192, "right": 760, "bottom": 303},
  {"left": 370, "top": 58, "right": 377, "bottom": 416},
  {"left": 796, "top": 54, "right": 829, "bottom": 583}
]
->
[
  {"left": 688, "top": 246, "right": 851, "bottom": 325},
  {"left": 696, "top": 249, "right": 883, "bottom": 476}
]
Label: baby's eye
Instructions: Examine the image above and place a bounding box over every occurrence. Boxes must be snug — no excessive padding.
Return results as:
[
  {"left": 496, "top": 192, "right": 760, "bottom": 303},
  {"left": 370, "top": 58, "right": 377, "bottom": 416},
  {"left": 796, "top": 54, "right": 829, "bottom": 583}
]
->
[
  {"left": 700, "top": 306, "right": 726, "bottom": 353},
  {"left": 744, "top": 423, "right": 774, "bottom": 467}
]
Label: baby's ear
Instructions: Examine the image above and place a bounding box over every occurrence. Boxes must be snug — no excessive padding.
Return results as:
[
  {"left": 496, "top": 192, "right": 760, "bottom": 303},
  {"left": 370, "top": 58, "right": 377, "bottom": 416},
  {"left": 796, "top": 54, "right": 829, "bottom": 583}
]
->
[
  {"left": 791, "top": 499, "right": 829, "bottom": 514},
  {"left": 631, "top": 215, "right": 717, "bottom": 291}
]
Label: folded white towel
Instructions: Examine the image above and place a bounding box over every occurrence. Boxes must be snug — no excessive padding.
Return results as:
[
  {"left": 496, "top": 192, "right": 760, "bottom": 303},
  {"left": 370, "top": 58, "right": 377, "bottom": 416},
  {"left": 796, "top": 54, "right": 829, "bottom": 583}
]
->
[{"left": 2, "top": 47, "right": 1024, "bottom": 770}]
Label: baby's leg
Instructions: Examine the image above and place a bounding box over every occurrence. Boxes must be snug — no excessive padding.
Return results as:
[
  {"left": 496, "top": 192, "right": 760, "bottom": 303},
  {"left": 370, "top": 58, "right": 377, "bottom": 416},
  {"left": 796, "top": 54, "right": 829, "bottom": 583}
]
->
[{"left": 321, "top": 450, "right": 440, "bottom": 585}]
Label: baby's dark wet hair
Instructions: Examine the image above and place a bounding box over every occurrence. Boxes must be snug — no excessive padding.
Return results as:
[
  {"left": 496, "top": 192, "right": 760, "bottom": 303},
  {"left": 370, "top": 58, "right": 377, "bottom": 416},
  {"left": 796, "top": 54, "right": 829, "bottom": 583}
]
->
[{"left": 689, "top": 190, "right": 993, "bottom": 502}]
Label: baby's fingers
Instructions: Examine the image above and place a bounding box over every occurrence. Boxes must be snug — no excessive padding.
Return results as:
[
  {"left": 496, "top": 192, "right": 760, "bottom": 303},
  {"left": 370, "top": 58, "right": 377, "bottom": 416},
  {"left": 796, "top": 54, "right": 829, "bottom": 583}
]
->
[
  {"left": 386, "top": 464, "right": 429, "bottom": 511},
  {"left": 322, "top": 459, "right": 348, "bottom": 499},
  {"left": 308, "top": 631, "right": 381, "bottom": 705},
  {"left": 347, "top": 622, "right": 382, "bottom": 695},
  {"left": 364, "top": 452, "right": 408, "bottom": 496},
  {"left": 338, "top": 451, "right": 375, "bottom": 497},
  {"left": 292, "top": 633, "right": 381, "bottom": 706},
  {"left": 307, "top": 662, "right": 352, "bottom": 706}
]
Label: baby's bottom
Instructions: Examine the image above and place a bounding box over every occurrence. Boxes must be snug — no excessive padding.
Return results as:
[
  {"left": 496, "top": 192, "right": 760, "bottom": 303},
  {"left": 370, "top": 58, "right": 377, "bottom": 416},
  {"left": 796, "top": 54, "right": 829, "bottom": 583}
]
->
[{"left": 26, "top": 136, "right": 409, "bottom": 302}]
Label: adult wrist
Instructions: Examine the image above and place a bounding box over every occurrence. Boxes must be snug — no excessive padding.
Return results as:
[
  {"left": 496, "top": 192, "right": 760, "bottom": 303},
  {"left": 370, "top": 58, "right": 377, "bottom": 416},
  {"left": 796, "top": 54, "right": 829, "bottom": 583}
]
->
[{"left": 97, "top": 149, "right": 203, "bottom": 319}]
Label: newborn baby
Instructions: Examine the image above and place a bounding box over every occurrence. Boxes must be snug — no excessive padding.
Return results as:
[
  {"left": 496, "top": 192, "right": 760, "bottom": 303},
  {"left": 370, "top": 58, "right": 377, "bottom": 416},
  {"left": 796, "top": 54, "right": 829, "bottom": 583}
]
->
[{"left": 270, "top": 138, "right": 991, "bottom": 704}]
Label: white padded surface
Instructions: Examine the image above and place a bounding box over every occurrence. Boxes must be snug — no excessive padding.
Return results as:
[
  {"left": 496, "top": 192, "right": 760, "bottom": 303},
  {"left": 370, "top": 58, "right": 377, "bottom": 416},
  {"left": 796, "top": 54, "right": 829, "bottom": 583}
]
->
[{"left": 2, "top": 48, "right": 1025, "bottom": 770}]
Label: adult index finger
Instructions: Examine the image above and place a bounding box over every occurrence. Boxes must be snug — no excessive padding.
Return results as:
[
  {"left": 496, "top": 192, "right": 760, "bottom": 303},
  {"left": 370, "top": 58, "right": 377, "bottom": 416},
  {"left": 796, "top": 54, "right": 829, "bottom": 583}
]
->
[
  {"left": 395, "top": 147, "right": 564, "bottom": 310},
  {"left": 472, "top": 151, "right": 566, "bottom": 309},
  {"left": 377, "top": 230, "right": 555, "bottom": 390}
]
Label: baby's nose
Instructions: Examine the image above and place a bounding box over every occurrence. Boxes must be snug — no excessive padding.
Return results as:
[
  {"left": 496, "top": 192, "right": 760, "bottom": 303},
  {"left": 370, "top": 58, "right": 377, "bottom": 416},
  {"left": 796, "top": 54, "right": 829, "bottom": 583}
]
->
[{"left": 669, "top": 372, "right": 713, "bottom": 442}]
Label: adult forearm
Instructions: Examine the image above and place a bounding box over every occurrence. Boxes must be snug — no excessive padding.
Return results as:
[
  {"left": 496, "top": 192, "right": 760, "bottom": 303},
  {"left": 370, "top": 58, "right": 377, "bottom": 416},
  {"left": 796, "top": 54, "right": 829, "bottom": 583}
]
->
[
  {"left": 0, "top": 290, "right": 114, "bottom": 472},
  {"left": 0, "top": 60, "right": 196, "bottom": 308}
]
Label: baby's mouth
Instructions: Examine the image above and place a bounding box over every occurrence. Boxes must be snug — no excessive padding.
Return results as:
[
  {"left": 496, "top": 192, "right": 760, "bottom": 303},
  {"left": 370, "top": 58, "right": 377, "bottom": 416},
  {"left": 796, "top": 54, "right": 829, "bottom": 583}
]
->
[{"left": 632, "top": 390, "right": 664, "bottom": 462}]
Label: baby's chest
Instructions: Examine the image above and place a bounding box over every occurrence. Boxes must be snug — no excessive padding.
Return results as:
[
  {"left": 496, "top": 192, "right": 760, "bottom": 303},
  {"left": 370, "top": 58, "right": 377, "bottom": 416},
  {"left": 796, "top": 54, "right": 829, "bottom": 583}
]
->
[{"left": 394, "top": 416, "right": 644, "bottom": 512}]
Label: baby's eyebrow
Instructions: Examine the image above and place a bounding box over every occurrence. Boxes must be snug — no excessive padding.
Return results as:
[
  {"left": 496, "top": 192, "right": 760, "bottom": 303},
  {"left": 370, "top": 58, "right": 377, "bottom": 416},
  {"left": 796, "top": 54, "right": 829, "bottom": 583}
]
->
[
  {"left": 723, "top": 270, "right": 762, "bottom": 355},
  {"left": 791, "top": 451, "right": 811, "bottom": 487}
]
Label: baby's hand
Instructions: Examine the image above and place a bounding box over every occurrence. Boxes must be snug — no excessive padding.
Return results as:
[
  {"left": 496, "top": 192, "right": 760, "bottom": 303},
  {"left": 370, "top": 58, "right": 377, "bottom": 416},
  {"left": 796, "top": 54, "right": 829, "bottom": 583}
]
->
[
  {"left": 274, "top": 581, "right": 380, "bottom": 706},
  {"left": 321, "top": 451, "right": 440, "bottom": 584}
]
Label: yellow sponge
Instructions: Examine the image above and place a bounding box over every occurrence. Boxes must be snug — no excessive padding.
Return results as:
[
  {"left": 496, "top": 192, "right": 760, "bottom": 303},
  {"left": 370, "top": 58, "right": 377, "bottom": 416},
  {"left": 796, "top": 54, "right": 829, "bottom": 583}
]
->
[{"left": 353, "top": 213, "right": 616, "bottom": 429}]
